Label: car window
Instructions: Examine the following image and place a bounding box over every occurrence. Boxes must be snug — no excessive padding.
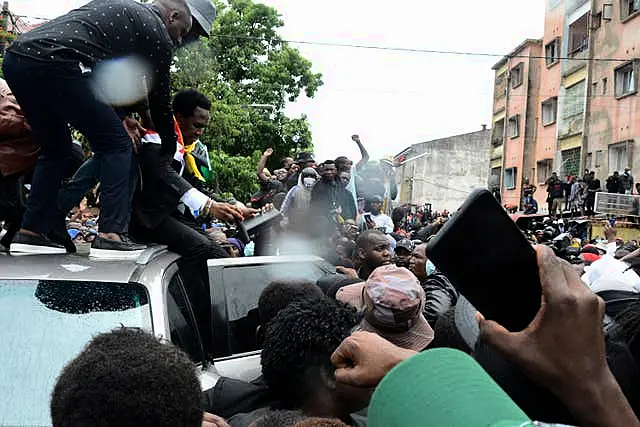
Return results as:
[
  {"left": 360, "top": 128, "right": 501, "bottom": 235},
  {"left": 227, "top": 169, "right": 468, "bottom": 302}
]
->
[
  {"left": 167, "top": 273, "right": 204, "bottom": 363},
  {"left": 0, "top": 279, "right": 151, "bottom": 427},
  {"left": 218, "top": 262, "right": 329, "bottom": 355}
]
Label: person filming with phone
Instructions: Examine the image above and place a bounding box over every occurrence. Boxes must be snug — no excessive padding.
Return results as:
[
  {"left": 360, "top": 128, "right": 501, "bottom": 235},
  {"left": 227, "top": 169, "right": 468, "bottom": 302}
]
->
[{"left": 360, "top": 195, "right": 393, "bottom": 233}]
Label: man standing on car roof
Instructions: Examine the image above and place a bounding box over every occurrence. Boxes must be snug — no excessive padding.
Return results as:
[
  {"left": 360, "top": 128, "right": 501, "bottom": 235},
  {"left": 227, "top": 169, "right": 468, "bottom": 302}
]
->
[{"left": 2, "top": 0, "right": 195, "bottom": 258}]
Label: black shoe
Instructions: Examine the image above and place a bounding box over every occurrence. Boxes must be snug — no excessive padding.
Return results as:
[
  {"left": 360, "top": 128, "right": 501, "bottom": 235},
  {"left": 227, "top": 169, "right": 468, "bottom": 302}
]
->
[
  {"left": 10, "top": 231, "right": 66, "bottom": 254},
  {"left": 48, "top": 227, "right": 77, "bottom": 254},
  {"left": 89, "top": 234, "right": 146, "bottom": 260}
]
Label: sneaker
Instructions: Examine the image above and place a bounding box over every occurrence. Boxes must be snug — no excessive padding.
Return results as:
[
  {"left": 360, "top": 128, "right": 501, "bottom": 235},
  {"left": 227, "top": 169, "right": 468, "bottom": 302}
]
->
[
  {"left": 89, "top": 234, "right": 147, "bottom": 260},
  {"left": 10, "top": 231, "right": 66, "bottom": 255}
]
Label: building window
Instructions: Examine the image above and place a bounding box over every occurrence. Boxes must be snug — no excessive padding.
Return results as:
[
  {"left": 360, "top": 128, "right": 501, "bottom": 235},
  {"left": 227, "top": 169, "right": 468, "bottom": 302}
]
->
[
  {"left": 545, "top": 38, "right": 561, "bottom": 66},
  {"left": 537, "top": 160, "right": 553, "bottom": 184},
  {"left": 562, "top": 80, "right": 586, "bottom": 119},
  {"left": 615, "top": 61, "right": 638, "bottom": 98},
  {"left": 493, "top": 118, "right": 505, "bottom": 145},
  {"left": 586, "top": 152, "right": 593, "bottom": 170},
  {"left": 562, "top": 147, "right": 582, "bottom": 177},
  {"left": 511, "top": 63, "right": 524, "bottom": 88},
  {"left": 569, "top": 13, "right": 589, "bottom": 56},
  {"left": 603, "top": 77, "right": 608, "bottom": 95},
  {"left": 622, "top": 0, "right": 640, "bottom": 20},
  {"left": 508, "top": 115, "right": 520, "bottom": 139},
  {"left": 592, "top": 12, "right": 602, "bottom": 30},
  {"left": 542, "top": 97, "right": 558, "bottom": 126},
  {"left": 609, "top": 141, "right": 632, "bottom": 173},
  {"left": 490, "top": 167, "right": 502, "bottom": 187},
  {"left": 505, "top": 167, "right": 517, "bottom": 190},
  {"left": 494, "top": 71, "right": 506, "bottom": 100},
  {"left": 596, "top": 150, "right": 604, "bottom": 167}
]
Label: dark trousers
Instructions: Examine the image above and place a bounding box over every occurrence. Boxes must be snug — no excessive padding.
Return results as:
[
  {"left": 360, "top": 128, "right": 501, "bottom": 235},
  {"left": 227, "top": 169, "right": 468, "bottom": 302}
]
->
[
  {"left": 2, "top": 53, "right": 132, "bottom": 234},
  {"left": 57, "top": 155, "right": 138, "bottom": 230},
  {"left": 130, "top": 212, "right": 229, "bottom": 353}
]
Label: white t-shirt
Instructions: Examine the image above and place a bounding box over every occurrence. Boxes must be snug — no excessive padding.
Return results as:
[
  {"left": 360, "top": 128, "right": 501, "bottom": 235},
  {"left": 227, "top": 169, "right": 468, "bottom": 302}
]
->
[{"left": 362, "top": 212, "right": 394, "bottom": 234}]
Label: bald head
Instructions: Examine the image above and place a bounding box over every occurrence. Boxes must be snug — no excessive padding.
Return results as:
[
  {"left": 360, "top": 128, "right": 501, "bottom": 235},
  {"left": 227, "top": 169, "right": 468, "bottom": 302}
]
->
[{"left": 154, "top": 0, "right": 192, "bottom": 45}]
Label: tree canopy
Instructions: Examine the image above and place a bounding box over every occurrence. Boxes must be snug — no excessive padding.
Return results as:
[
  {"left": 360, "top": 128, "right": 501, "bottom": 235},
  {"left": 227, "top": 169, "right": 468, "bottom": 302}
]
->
[{"left": 172, "top": 0, "right": 323, "bottom": 201}]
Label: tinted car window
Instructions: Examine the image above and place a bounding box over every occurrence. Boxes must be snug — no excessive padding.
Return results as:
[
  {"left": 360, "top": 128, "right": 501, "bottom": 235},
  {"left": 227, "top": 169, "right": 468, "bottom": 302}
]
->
[
  {"left": 167, "top": 273, "right": 203, "bottom": 363},
  {"left": 0, "top": 280, "right": 151, "bottom": 427},
  {"left": 218, "top": 262, "right": 329, "bottom": 355}
]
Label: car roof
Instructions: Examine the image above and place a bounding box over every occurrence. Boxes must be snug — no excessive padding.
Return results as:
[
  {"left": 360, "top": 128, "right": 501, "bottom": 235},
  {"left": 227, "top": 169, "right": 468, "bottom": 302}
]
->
[
  {"left": 0, "top": 245, "right": 178, "bottom": 283},
  {"left": 207, "top": 255, "right": 328, "bottom": 267}
]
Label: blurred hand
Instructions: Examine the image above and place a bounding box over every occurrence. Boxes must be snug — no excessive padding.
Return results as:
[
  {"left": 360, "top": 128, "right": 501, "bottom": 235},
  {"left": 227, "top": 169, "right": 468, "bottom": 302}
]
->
[
  {"left": 478, "top": 245, "right": 616, "bottom": 415},
  {"left": 351, "top": 134, "right": 361, "bottom": 143},
  {"left": 239, "top": 206, "right": 260, "bottom": 220},
  {"left": 122, "top": 116, "right": 146, "bottom": 154},
  {"left": 331, "top": 331, "right": 416, "bottom": 387},
  {"left": 210, "top": 202, "right": 245, "bottom": 223},
  {"left": 336, "top": 266, "right": 358, "bottom": 279},
  {"left": 604, "top": 221, "right": 617, "bottom": 243},
  {"left": 263, "top": 148, "right": 274, "bottom": 157},
  {"left": 202, "top": 412, "right": 229, "bottom": 427}
]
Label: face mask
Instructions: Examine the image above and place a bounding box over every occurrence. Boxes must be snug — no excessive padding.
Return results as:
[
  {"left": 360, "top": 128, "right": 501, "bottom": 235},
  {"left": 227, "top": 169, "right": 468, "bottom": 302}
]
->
[
  {"left": 303, "top": 177, "right": 316, "bottom": 189},
  {"left": 426, "top": 260, "right": 436, "bottom": 276}
]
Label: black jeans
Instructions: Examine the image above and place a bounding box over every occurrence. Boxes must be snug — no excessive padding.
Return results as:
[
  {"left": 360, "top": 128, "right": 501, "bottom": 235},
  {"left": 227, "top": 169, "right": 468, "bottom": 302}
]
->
[
  {"left": 130, "top": 212, "right": 229, "bottom": 353},
  {"left": 57, "top": 155, "right": 139, "bottom": 230},
  {"left": 2, "top": 53, "right": 132, "bottom": 234}
]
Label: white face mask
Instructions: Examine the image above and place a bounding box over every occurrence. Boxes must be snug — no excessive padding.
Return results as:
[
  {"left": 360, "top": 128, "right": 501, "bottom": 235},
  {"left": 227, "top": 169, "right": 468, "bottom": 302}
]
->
[{"left": 303, "top": 177, "right": 316, "bottom": 189}]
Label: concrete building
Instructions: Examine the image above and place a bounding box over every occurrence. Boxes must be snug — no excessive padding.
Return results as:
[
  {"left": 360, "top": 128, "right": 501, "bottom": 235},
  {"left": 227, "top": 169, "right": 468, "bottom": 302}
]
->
[
  {"left": 394, "top": 127, "right": 492, "bottom": 212},
  {"left": 489, "top": 0, "right": 631, "bottom": 210},
  {"left": 490, "top": 40, "right": 543, "bottom": 208},
  {"left": 587, "top": 0, "right": 640, "bottom": 178}
]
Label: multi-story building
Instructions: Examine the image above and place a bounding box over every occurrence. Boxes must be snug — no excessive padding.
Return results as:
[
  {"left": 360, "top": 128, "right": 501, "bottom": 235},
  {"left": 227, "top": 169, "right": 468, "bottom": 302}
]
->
[
  {"left": 394, "top": 127, "right": 491, "bottom": 212},
  {"left": 489, "top": 0, "right": 640, "bottom": 210},
  {"left": 490, "top": 40, "right": 542, "bottom": 208},
  {"left": 587, "top": 0, "right": 640, "bottom": 178}
]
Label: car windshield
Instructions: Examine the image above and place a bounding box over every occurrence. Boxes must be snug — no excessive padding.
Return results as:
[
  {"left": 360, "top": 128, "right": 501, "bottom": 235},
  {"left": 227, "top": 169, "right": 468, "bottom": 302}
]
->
[{"left": 0, "top": 279, "right": 152, "bottom": 427}]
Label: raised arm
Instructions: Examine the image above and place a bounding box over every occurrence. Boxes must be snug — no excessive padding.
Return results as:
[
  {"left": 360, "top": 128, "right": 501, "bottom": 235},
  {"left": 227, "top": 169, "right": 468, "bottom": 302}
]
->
[
  {"left": 257, "top": 148, "right": 273, "bottom": 181},
  {"left": 352, "top": 135, "right": 370, "bottom": 171}
]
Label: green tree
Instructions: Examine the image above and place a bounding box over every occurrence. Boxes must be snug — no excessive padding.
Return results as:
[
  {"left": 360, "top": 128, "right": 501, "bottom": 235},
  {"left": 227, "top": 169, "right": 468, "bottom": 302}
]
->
[{"left": 172, "top": 0, "right": 322, "bottom": 178}]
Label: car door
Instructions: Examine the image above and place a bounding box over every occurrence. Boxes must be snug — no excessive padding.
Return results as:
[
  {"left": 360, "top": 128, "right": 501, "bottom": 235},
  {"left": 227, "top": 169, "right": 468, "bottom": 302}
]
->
[{"left": 206, "top": 256, "right": 334, "bottom": 382}]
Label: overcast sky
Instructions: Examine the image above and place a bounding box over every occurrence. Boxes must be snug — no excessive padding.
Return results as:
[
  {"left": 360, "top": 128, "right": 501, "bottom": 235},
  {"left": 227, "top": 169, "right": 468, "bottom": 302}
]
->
[{"left": 9, "top": 0, "right": 545, "bottom": 161}]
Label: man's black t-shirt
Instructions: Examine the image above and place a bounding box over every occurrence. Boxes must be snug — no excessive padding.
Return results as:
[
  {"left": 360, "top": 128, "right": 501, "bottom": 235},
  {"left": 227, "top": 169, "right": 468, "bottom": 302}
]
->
[{"left": 7, "top": 0, "right": 176, "bottom": 153}]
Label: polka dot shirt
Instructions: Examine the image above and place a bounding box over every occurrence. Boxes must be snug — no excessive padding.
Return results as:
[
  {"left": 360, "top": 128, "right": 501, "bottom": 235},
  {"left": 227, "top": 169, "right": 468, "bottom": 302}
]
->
[{"left": 8, "top": 0, "right": 178, "bottom": 152}]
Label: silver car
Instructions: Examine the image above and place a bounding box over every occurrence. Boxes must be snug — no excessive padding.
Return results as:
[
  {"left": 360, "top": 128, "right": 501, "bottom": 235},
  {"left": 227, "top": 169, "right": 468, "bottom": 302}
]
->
[{"left": 0, "top": 246, "right": 334, "bottom": 426}]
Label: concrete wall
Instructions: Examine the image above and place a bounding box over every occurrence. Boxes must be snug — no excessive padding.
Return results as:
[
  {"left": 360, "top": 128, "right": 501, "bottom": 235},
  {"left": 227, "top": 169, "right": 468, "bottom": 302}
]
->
[
  {"left": 533, "top": 3, "right": 565, "bottom": 209},
  {"left": 501, "top": 41, "right": 543, "bottom": 207},
  {"left": 587, "top": 0, "right": 640, "bottom": 179},
  {"left": 396, "top": 129, "right": 491, "bottom": 212}
]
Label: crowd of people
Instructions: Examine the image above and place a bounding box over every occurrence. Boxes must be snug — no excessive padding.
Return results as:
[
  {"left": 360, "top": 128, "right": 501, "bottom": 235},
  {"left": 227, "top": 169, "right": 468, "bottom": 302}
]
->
[
  {"left": 3, "top": 0, "right": 640, "bottom": 426},
  {"left": 518, "top": 168, "right": 636, "bottom": 217},
  {"left": 49, "top": 220, "right": 640, "bottom": 427}
]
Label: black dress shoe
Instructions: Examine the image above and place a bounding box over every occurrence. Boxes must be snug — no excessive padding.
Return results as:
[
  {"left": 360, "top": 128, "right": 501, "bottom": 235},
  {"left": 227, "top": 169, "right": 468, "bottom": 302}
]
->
[
  {"left": 10, "top": 231, "right": 66, "bottom": 254},
  {"left": 89, "top": 234, "right": 146, "bottom": 260}
]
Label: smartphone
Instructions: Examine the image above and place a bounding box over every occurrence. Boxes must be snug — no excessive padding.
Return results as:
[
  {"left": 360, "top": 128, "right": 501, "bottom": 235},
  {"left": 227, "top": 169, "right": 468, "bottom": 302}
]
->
[{"left": 426, "top": 188, "right": 541, "bottom": 332}]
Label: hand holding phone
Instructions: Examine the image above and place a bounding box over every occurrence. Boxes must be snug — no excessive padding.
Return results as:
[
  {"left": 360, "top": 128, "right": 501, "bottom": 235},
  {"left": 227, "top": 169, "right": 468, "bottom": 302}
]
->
[{"left": 427, "top": 189, "right": 541, "bottom": 332}]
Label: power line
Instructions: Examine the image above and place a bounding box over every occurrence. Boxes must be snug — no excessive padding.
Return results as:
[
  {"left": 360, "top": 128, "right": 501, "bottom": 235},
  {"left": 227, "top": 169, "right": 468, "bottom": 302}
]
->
[
  {"left": 7, "top": 14, "right": 633, "bottom": 64},
  {"left": 213, "top": 34, "right": 631, "bottom": 63},
  {"left": 13, "top": 14, "right": 50, "bottom": 22}
]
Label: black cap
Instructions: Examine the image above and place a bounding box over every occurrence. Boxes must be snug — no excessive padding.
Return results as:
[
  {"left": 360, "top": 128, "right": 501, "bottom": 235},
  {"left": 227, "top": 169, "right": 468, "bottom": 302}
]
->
[{"left": 396, "top": 238, "right": 414, "bottom": 253}]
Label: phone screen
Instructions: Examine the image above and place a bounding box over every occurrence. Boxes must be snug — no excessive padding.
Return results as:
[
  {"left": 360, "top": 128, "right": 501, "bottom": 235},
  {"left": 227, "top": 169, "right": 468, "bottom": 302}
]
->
[{"left": 427, "top": 189, "right": 541, "bottom": 332}]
